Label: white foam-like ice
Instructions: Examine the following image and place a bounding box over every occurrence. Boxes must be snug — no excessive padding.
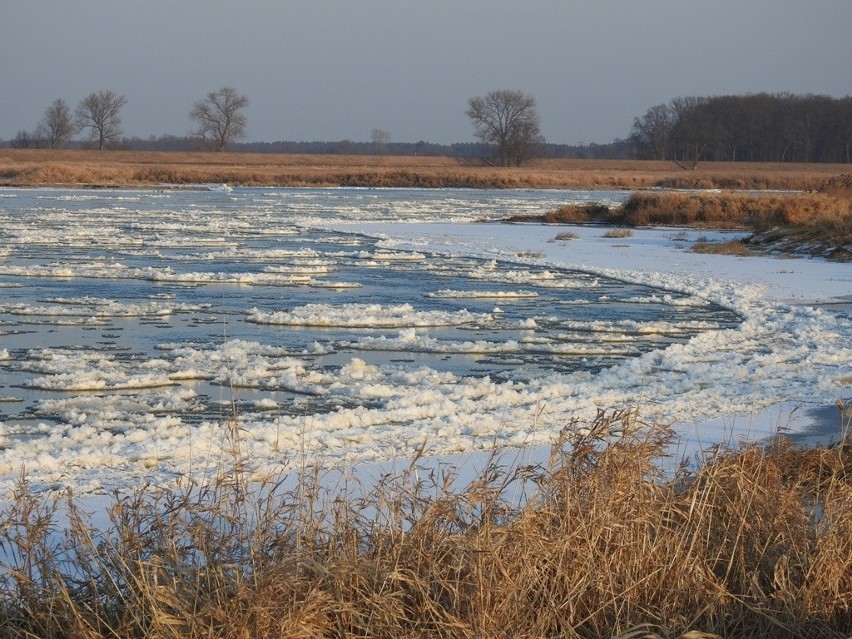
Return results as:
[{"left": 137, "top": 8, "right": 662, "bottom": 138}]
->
[
  {"left": 425, "top": 289, "right": 539, "bottom": 299},
  {"left": 247, "top": 303, "right": 494, "bottom": 328},
  {"left": 0, "top": 187, "right": 849, "bottom": 497},
  {"left": 337, "top": 328, "right": 637, "bottom": 356}
]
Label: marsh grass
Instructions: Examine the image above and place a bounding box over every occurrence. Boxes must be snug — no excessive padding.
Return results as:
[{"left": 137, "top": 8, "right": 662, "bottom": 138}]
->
[
  {"left": 1, "top": 408, "right": 851, "bottom": 638},
  {"left": 533, "top": 186, "right": 852, "bottom": 260},
  {"left": 620, "top": 189, "right": 852, "bottom": 260},
  {"left": 602, "top": 228, "right": 634, "bottom": 239},
  {"left": 691, "top": 239, "right": 755, "bottom": 256},
  {"left": 2, "top": 150, "right": 848, "bottom": 191},
  {"left": 616, "top": 191, "right": 847, "bottom": 229},
  {"left": 553, "top": 231, "right": 580, "bottom": 241}
]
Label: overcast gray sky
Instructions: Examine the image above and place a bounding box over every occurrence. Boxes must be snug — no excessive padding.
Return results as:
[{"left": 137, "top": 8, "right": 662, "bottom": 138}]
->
[{"left": 2, "top": 1, "right": 851, "bottom": 145}]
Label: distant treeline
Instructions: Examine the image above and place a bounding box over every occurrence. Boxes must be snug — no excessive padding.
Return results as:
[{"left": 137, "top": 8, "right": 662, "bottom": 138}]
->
[
  {"left": 630, "top": 93, "right": 852, "bottom": 165},
  {"left": 7, "top": 92, "right": 851, "bottom": 163},
  {"left": 5, "top": 131, "right": 632, "bottom": 160},
  {"left": 51, "top": 136, "right": 630, "bottom": 160}
]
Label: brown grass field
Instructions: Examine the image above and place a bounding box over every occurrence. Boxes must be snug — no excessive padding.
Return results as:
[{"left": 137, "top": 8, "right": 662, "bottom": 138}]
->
[{"left": 1, "top": 148, "right": 850, "bottom": 190}]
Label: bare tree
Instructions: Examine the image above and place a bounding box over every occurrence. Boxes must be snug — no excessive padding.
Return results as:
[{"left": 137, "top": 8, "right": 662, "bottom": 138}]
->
[
  {"left": 466, "top": 89, "right": 544, "bottom": 166},
  {"left": 37, "top": 98, "right": 74, "bottom": 149},
  {"left": 371, "top": 128, "right": 391, "bottom": 154},
  {"left": 75, "top": 90, "right": 127, "bottom": 150},
  {"left": 190, "top": 87, "right": 249, "bottom": 152},
  {"left": 630, "top": 103, "right": 673, "bottom": 161},
  {"left": 10, "top": 129, "right": 36, "bottom": 149}
]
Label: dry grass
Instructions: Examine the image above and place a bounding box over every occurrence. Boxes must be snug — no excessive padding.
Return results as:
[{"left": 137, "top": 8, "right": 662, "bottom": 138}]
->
[
  {"left": 602, "top": 228, "right": 634, "bottom": 239},
  {"left": 528, "top": 188, "right": 852, "bottom": 260},
  {"left": 553, "top": 231, "right": 580, "bottom": 241},
  {"left": 1, "top": 408, "right": 851, "bottom": 638},
  {"left": 616, "top": 191, "right": 851, "bottom": 230},
  {"left": 618, "top": 189, "right": 852, "bottom": 260},
  {"left": 1, "top": 149, "right": 850, "bottom": 190},
  {"left": 692, "top": 239, "right": 755, "bottom": 256}
]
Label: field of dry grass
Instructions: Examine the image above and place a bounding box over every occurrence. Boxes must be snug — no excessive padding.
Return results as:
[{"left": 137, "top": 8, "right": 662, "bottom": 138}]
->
[
  {"left": 1, "top": 149, "right": 850, "bottom": 190},
  {"left": 1, "top": 409, "right": 850, "bottom": 638}
]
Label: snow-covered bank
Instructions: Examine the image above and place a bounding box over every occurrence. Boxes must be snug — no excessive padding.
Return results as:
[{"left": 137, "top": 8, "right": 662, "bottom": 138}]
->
[{"left": 358, "top": 222, "right": 852, "bottom": 305}]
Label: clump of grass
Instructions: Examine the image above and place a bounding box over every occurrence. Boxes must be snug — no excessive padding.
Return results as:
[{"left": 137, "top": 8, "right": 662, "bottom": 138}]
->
[
  {"left": 692, "top": 238, "right": 755, "bottom": 256},
  {"left": 553, "top": 231, "right": 579, "bottom": 241},
  {"left": 516, "top": 250, "right": 544, "bottom": 258},
  {"left": 1, "top": 408, "right": 851, "bottom": 638},
  {"left": 820, "top": 172, "right": 852, "bottom": 195},
  {"left": 602, "top": 228, "right": 633, "bottom": 238}
]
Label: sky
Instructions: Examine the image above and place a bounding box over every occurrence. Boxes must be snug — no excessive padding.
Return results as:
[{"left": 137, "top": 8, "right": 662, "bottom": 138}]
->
[{"left": 2, "top": 0, "right": 851, "bottom": 145}]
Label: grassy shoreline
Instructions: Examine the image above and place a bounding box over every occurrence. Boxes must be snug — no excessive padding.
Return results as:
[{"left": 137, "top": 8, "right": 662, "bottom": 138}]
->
[
  {"left": 510, "top": 186, "right": 852, "bottom": 261},
  {"left": 2, "top": 149, "right": 850, "bottom": 190},
  {"left": 1, "top": 410, "right": 850, "bottom": 638}
]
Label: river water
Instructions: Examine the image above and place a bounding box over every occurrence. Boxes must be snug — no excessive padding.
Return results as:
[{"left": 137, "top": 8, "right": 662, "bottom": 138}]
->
[{"left": 0, "top": 186, "right": 768, "bottom": 493}]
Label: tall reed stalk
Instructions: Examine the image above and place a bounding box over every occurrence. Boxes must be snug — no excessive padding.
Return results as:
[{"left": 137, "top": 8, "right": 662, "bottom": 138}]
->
[{"left": 1, "top": 406, "right": 850, "bottom": 638}]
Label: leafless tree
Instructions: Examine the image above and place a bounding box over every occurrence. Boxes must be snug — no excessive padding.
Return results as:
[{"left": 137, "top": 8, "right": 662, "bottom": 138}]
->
[
  {"left": 371, "top": 128, "right": 391, "bottom": 153},
  {"left": 37, "top": 98, "right": 74, "bottom": 149},
  {"left": 190, "top": 87, "right": 249, "bottom": 152},
  {"left": 630, "top": 103, "right": 673, "bottom": 161},
  {"left": 466, "top": 89, "right": 544, "bottom": 166},
  {"left": 10, "top": 130, "right": 36, "bottom": 149},
  {"left": 75, "top": 90, "right": 127, "bottom": 150}
]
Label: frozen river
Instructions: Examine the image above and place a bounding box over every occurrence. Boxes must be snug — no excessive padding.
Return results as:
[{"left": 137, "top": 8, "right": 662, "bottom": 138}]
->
[{"left": 0, "top": 186, "right": 849, "bottom": 494}]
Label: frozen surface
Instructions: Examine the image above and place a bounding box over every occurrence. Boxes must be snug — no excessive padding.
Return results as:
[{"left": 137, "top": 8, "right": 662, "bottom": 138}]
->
[{"left": 0, "top": 187, "right": 849, "bottom": 496}]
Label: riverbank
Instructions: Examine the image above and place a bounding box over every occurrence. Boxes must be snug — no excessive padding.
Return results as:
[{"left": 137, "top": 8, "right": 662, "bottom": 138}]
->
[
  {"left": 1, "top": 149, "right": 849, "bottom": 190},
  {"left": 505, "top": 187, "right": 852, "bottom": 261}
]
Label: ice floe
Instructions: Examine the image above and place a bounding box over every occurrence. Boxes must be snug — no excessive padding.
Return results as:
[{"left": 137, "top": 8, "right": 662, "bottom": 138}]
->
[{"left": 0, "top": 187, "right": 848, "bottom": 496}]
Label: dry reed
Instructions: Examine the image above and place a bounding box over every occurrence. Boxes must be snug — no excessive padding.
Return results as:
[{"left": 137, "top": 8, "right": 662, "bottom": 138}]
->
[
  {"left": 532, "top": 189, "right": 852, "bottom": 261},
  {"left": 691, "top": 239, "right": 755, "bottom": 257},
  {"left": 619, "top": 191, "right": 852, "bottom": 260},
  {"left": 602, "top": 228, "right": 634, "bottom": 239},
  {"left": 1, "top": 407, "right": 850, "bottom": 638},
  {"left": 2, "top": 149, "right": 849, "bottom": 191}
]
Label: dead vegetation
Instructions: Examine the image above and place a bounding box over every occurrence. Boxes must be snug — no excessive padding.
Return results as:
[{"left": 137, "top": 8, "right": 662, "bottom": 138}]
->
[
  {"left": 553, "top": 231, "right": 580, "bottom": 241},
  {"left": 602, "top": 228, "right": 634, "bottom": 239},
  {"left": 533, "top": 184, "right": 852, "bottom": 261},
  {"left": 692, "top": 238, "right": 755, "bottom": 257},
  {"left": 623, "top": 189, "right": 852, "bottom": 260},
  {"left": 1, "top": 149, "right": 849, "bottom": 190},
  {"left": 1, "top": 408, "right": 851, "bottom": 638}
]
